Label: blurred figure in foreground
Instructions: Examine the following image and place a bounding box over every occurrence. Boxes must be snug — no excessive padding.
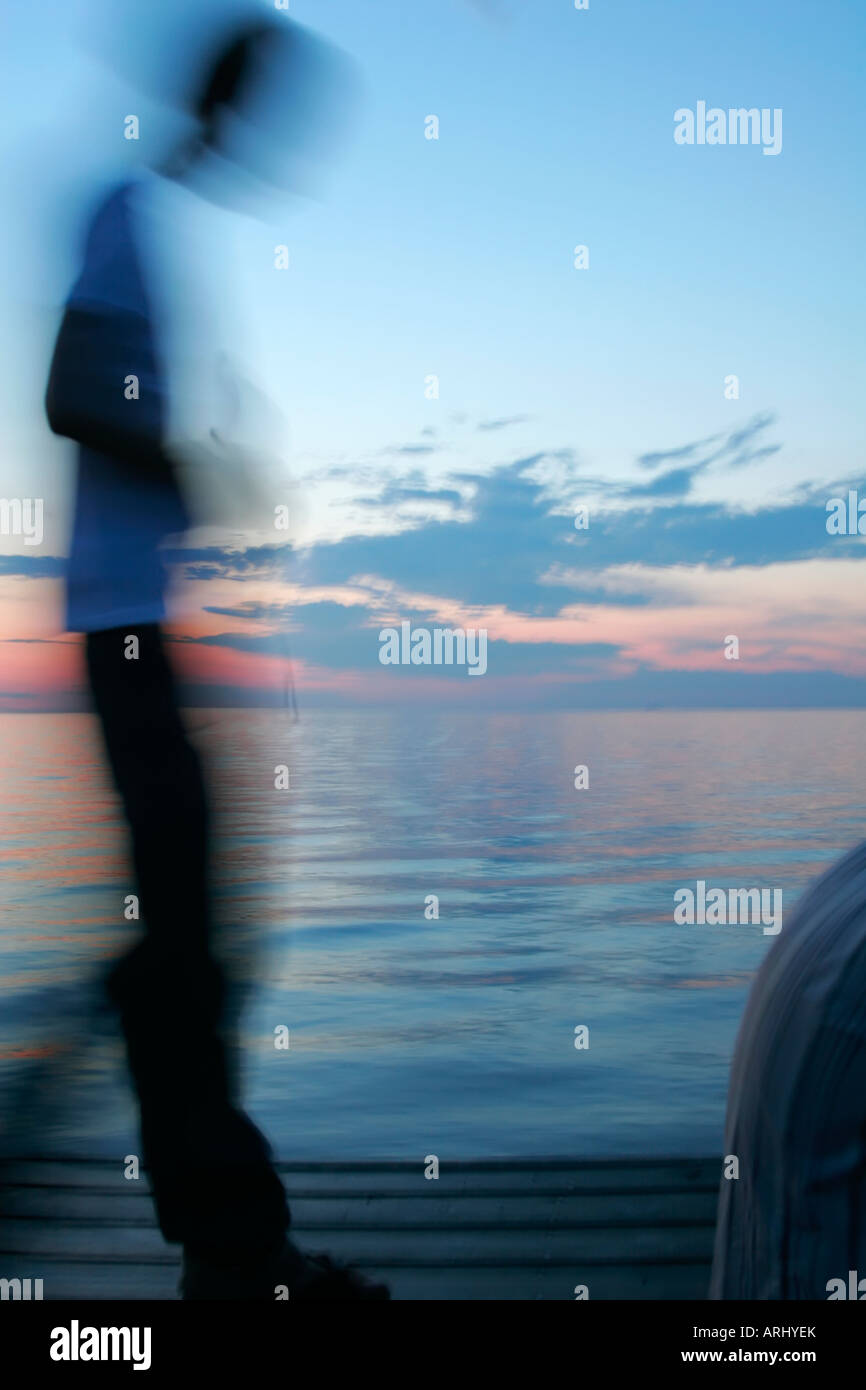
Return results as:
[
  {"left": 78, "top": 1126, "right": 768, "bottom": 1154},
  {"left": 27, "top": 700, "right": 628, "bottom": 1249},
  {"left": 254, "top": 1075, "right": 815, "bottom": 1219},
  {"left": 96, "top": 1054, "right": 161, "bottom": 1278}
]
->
[
  {"left": 710, "top": 840, "right": 866, "bottom": 1299},
  {"left": 45, "top": 15, "right": 386, "bottom": 1299}
]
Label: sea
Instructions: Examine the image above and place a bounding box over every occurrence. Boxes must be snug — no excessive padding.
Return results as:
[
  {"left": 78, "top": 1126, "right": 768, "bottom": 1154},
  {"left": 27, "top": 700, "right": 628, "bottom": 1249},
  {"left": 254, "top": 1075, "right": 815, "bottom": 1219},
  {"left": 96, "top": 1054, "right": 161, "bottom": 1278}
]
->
[{"left": 1, "top": 707, "right": 862, "bottom": 1159}]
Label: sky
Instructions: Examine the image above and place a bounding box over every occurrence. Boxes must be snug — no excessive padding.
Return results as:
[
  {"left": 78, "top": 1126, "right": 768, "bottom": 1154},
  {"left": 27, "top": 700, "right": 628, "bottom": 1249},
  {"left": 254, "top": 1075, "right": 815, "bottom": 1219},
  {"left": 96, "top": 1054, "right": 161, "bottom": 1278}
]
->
[{"left": 1, "top": 0, "right": 865, "bottom": 709}]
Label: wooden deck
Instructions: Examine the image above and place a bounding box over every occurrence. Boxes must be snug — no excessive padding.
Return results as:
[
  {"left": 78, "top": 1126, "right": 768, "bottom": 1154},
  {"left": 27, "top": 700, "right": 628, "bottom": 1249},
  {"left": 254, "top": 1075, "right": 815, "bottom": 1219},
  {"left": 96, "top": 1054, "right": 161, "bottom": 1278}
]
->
[{"left": 0, "top": 1156, "right": 719, "bottom": 1300}]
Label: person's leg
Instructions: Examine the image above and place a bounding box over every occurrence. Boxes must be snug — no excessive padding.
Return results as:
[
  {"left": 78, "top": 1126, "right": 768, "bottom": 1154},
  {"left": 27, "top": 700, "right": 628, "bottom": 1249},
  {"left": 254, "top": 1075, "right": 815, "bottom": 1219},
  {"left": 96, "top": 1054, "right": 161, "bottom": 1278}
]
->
[{"left": 85, "top": 623, "right": 289, "bottom": 1260}]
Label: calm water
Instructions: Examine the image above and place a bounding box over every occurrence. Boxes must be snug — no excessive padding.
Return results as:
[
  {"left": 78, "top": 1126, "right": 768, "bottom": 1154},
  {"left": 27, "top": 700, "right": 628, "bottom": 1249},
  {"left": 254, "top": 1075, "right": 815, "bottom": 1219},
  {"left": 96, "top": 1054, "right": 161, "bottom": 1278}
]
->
[{"left": 0, "top": 708, "right": 863, "bottom": 1159}]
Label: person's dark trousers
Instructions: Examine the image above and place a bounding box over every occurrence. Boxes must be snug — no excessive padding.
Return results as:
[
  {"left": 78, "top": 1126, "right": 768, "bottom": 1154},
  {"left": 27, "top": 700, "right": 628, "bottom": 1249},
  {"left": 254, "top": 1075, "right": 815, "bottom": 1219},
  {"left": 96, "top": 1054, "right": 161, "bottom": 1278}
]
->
[{"left": 85, "top": 623, "right": 289, "bottom": 1262}]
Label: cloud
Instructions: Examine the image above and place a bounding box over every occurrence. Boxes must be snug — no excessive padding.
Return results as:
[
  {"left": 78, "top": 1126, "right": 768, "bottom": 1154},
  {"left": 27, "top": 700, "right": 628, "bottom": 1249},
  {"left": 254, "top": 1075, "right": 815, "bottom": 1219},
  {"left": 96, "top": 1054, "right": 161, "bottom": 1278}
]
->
[
  {"left": 184, "top": 595, "right": 621, "bottom": 678},
  {"left": 0, "top": 555, "right": 65, "bottom": 577},
  {"left": 13, "top": 412, "right": 866, "bottom": 708},
  {"left": 637, "top": 413, "right": 779, "bottom": 474},
  {"left": 178, "top": 630, "right": 290, "bottom": 656},
  {"left": 638, "top": 436, "right": 721, "bottom": 471},
  {"left": 355, "top": 484, "right": 463, "bottom": 510},
  {"left": 164, "top": 543, "right": 291, "bottom": 582},
  {"left": 624, "top": 466, "right": 701, "bottom": 498},
  {"left": 477, "top": 415, "right": 531, "bottom": 432},
  {"left": 381, "top": 443, "right": 439, "bottom": 456},
  {"left": 292, "top": 440, "right": 836, "bottom": 625},
  {"left": 202, "top": 601, "right": 288, "bottom": 621},
  {"left": 537, "top": 557, "right": 866, "bottom": 676}
]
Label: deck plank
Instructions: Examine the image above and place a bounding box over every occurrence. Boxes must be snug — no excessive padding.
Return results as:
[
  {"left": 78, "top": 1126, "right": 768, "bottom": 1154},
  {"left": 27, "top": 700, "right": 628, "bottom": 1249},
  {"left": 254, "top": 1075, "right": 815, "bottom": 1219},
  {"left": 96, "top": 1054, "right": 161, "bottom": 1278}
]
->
[
  {"left": 0, "top": 1220, "right": 715, "bottom": 1262},
  {"left": 0, "top": 1188, "right": 718, "bottom": 1227},
  {"left": 1, "top": 1157, "right": 721, "bottom": 1194},
  {"left": 0, "top": 1258, "right": 712, "bottom": 1301},
  {"left": 0, "top": 1155, "right": 719, "bottom": 1300}
]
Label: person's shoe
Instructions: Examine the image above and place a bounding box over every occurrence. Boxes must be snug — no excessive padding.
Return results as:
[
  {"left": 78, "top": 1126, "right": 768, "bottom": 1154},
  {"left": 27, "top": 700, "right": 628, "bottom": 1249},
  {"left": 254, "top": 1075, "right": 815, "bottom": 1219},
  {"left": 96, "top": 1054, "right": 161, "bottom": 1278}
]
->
[
  {"left": 180, "top": 1240, "right": 390, "bottom": 1301},
  {"left": 289, "top": 1252, "right": 390, "bottom": 1301}
]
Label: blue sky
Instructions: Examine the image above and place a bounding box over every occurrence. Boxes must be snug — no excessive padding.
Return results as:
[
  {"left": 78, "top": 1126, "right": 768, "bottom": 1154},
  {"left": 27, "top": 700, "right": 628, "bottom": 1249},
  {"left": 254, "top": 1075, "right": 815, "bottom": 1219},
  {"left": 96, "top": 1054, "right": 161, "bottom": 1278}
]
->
[{"left": 2, "top": 0, "right": 865, "bottom": 707}]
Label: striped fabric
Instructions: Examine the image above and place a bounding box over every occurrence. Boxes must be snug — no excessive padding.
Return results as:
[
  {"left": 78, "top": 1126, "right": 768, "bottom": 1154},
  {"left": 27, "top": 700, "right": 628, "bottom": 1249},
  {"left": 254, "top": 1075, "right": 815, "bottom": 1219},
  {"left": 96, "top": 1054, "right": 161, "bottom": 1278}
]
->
[{"left": 710, "top": 840, "right": 866, "bottom": 1299}]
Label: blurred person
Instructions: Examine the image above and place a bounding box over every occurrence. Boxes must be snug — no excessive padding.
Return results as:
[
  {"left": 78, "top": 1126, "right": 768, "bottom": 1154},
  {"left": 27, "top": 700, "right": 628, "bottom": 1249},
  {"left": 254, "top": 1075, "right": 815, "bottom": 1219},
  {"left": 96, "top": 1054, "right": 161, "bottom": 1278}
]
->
[
  {"left": 710, "top": 840, "right": 866, "bottom": 1299},
  {"left": 45, "top": 15, "right": 387, "bottom": 1300}
]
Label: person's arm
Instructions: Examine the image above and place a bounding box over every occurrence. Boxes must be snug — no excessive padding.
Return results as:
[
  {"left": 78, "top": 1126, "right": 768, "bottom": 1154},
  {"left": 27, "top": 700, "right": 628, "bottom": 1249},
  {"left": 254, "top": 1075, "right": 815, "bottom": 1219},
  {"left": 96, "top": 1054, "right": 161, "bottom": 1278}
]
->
[
  {"left": 45, "top": 184, "right": 176, "bottom": 486},
  {"left": 45, "top": 300, "right": 172, "bottom": 479}
]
